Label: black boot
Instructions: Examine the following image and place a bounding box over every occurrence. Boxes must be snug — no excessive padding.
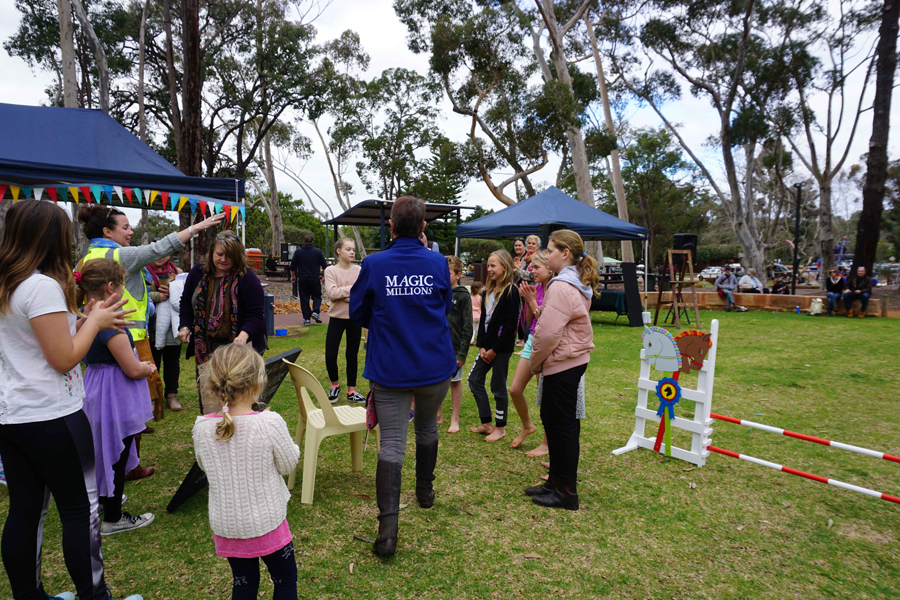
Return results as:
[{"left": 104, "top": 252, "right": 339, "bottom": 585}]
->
[
  {"left": 532, "top": 480, "right": 579, "bottom": 511},
  {"left": 373, "top": 461, "right": 402, "bottom": 557},
  {"left": 525, "top": 473, "right": 559, "bottom": 497},
  {"left": 415, "top": 441, "right": 439, "bottom": 508}
]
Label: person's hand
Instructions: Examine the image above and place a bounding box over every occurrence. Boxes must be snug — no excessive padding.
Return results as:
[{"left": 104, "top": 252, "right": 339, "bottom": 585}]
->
[
  {"left": 192, "top": 213, "right": 226, "bottom": 232},
  {"left": 855, "top": 289, "right": 861, "bottom": 294},
  {"left": 519, "top": 281, "right": 536, "bottom": 303},
  {"left": 86, "top": 294, "right": 135, "bottom": 333},
  {"left": 178, "top": 327, "right": 191, "bottom": 344},
  {"left": 457, "top": 359, "right": 464, "bottom": 368},
  {"left": 143, "top": 361, "right": 157, "bottom": 374},
  {"left": 483, "top": 349, "right": 496, "bottom": 364},
  {"left": 291, "top": 275, "right": 296, "bottom": 283},
  {"left": 233, "top": 331, "right": 249, "bottom": 345},
  {"left": 158, "top": 284, "right": 169, "bottom": 302}
]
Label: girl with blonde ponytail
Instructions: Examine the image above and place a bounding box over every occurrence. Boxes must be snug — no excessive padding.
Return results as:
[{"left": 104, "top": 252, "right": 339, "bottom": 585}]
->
[
  {"left": 192, "top": 344, "right": 300, "bottom": 599},
  {"left": 525, "top": 230, "right": 597, "bottom": 512}
]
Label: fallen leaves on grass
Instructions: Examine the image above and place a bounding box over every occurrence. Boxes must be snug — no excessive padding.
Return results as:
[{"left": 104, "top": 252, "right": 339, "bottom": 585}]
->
[{"left": 524, "top": 553, "right": 544, "bottom": 559}]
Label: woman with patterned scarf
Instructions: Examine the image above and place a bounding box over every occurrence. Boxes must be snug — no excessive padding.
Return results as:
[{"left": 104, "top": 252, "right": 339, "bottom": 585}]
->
[{"left": 178, "top": 231, "right": 267, "bottom": 413}]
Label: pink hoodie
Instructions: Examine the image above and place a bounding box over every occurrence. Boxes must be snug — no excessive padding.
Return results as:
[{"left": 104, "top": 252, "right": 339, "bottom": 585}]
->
[{"left": 529, "top": 279, "right": 594, "bottom": 376}]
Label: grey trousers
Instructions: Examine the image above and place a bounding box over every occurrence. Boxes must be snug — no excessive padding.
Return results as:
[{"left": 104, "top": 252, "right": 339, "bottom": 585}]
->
[{"left": 372, "top": 379, "right": 451, "bottom": 465}]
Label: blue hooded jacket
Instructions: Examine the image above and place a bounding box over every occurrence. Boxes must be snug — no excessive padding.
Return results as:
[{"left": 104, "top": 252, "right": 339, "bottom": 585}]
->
[{"left": 349, "top": 237, "right": 457, "bottom": 387}]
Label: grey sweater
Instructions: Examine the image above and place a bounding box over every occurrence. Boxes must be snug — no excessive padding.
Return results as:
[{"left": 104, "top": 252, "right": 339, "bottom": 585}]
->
[{"left": 80, "top": 232, "right": 185, "bottom": 303}]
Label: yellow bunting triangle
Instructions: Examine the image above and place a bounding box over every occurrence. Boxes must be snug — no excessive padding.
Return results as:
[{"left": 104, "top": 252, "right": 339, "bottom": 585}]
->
[
  {"left": 11, "top": 186, "right": 20, "bottom": 202},
  {"left": 69, "top": 187, "right": 80, "bottom": 204},
  {"left": 230, "top": 205, "right": 238, "bottom": 223},
  {"left": 176, "top": 196, "right": 188, "bottom": 212},
  {"left": 149, "top": 190, "right": 159, "bottom": 206}
]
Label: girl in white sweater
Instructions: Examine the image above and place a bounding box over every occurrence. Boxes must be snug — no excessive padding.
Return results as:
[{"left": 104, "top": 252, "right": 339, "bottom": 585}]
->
[{"left": 193, "top": 344, "right": 300, "bottom": 600}]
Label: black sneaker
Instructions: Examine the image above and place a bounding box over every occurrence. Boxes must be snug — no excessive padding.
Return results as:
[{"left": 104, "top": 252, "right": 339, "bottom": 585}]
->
[
  {"left": 347, "top": 391, "right": 366, "bottom": 404},
  {"left": 311, "top": 312, "right": 322, "bottom": 324},
  {"left": 327, "top": 386, "right": 341, "bottom": 404}
]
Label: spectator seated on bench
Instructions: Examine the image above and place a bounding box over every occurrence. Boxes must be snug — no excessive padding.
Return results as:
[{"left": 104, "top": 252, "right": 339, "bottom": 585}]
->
[
  {"left": 771, "top": 275, "right": 790, "bottom": 295},
  {"left": 825, "top": 268, "right": 845, "bottom": 315},
  {"left": 843, "top": 266, "right": 871, "bottom": 318},
  {"left": 738, "top": 268, "right": 769, "bottom": 294}
]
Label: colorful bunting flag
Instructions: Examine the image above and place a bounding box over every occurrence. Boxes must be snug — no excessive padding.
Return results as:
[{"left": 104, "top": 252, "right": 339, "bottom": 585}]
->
[
  {"left": 21, "top": 187, "right": 33, "bottom": 200},
  {"left": 239, "top": 205, "right": 246, "bottom": 221},
  {"left": 124, "top": 187, "right": 133, "bottom": 205},
  {"left": 48, "top": 187, "right": 58, "bottom": 202},
  {"left": 102, "top": 185, "right": 114, "bottom": 202},
  {"left": 134, "top": 188, "right": 143, "bottom": 205},
  {"left": 199, "top": 200, "right": 207, "bottom": 217},
  {"left": 189, "top": 198, "right": 198, "bottom": 216},
  {"left": 11, "top": 186, "right": 21, "bottom": 202},
  {"left": 70, "top": 187, "right": 81, "bottom": 204},
  {"left": 80, "top": 186, "right": 91, "bottom": 205},
  {"left": 33, "top": 187, "right": 44, "bottom": 201},
  {"left": 57, "top": 186, "right": 68, "bottom": 201},
  {"left": 113, "top": 186, "right": 123, "bottom": 203},
  {"left": 149, "top": 190, "right": 159, "bottom": 207},
  {"left": 160, "top": 192, "right": 169, "bottom": 211},
  {"left": 170, "top": 193, "right": 177, "bottom": 211},
  {"left": 230, "top": 205, "right": 238, "bottom": 224},
  {"left": 90, "top": 186, "right": 102, "bottom": 205},
  {"left": 176, "top": 196, "right": 188, "bottom": 212},
  {"left": 0, "top": 185, "right": 7, "bottom": 201}
]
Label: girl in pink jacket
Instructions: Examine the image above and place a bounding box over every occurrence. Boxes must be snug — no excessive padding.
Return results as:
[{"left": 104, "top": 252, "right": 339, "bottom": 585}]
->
[{"left": 526, "top": 230, "right": 598, "bottom": 511}]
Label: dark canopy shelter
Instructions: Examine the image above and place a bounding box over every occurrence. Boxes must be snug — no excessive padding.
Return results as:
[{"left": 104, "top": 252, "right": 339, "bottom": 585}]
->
[
  {"left": 455, "top": 186, "right": 647, "bottom": 241},
  {"left": 0, "top": 103, "right": 244, "bottom": 203},
  {"left": 322, "top": 199, "right": 474, "bottom": 253}
]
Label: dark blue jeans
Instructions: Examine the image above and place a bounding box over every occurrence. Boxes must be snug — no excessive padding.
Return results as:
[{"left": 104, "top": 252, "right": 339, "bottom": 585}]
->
[
  {"left": 843, "top": 292, "right": 870, "bottom": 312},
  {"left": 825, "top": 291, "right": 841, "bottom": 312}
]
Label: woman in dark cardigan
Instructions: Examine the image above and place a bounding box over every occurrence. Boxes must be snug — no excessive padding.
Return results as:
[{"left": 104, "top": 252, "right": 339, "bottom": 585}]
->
[{"left": 178, "top": 231, "right": 267, "bottom": 412}]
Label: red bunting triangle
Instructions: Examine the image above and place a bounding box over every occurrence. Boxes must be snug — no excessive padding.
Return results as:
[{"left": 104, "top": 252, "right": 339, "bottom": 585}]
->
[
  {"left": 0, "top": 185, "right": 7, "bottom": 201},
  {"left": 160, "top": 191, "right": 169, "bottom": 210},
  {"left": 47, "top": 188, "right": 58, "bottom": 202},
  {"left": 80, "top": 186, "right": 91, "bottom": 205},
  {"left": 124, "top": 187, "right": 133, "bottom": 205},
  {"left": 199, "top": 200, "right": 207, "bottom": 217},
  {"left": 223, "top": 206, "right": 231, "bottom": 222}
]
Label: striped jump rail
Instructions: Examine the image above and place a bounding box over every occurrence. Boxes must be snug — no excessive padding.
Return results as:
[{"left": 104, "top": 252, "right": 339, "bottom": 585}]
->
[
  {"left": 709, "top": 446, "right": 900, "bottom": 505},
  {"left": 710, "top": 413, "right": 900, "bottom": 464}
]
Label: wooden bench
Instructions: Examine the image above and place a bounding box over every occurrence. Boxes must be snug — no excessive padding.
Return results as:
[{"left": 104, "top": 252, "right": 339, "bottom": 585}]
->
[{"left": 647, "top": 291, "right": 883, "bottom": 316}]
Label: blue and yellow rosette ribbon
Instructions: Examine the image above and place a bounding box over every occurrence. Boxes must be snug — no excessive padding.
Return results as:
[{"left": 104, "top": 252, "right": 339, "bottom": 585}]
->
[{"left": 653, "top": 377, "right": 682, "bottom": 457}]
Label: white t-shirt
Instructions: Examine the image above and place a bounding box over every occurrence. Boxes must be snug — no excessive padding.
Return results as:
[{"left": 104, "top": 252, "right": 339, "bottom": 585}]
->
[{"left": 0, "top": 273, "right": 84, "bottom": 424}]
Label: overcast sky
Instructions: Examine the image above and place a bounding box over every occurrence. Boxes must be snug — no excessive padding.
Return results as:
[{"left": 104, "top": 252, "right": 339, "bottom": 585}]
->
[{"left": 1, "top": 0, "right": 897, "bottom": 229}]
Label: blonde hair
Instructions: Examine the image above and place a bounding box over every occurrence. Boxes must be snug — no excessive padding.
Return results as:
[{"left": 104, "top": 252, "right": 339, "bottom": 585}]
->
[
  {"left": 529, "top": 250, "right": 554, "bottom": 278},
  {"left": 548, "top": 230, "right": 600, "bottom": 297},
  {"left": 200, "top": 344, "right": 267, "bottom": 441},
  {"left": 470, "top": 281, "right": 484, "bottom": 296},
  {"left": 75, "top": 259, "right": 126, "bottom": 307},
  {"left": 447, "top": 255, "right": 464, "bottom": 275},
  {"left": 334, "top": 237, "right": 354, "bottom": 253},
  {"left": 485, "top": 249, "right": 515, "bottom": 299}
]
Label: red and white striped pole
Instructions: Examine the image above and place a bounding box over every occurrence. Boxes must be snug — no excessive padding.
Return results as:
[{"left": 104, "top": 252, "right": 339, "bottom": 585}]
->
[
  {"left": 711, "top": 413, "right": 900, "bottom": 464},
  {"left": 709, "top": 446, "right": 900, "bottom": 505}
]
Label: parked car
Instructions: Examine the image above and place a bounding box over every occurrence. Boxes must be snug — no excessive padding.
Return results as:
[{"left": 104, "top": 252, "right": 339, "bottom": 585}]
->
[
  {"left": 699, "top": 266, "right": 722, "bottom": 282},
  {"left": 767, "top": 263, "right": 791, "bottom": 280}
]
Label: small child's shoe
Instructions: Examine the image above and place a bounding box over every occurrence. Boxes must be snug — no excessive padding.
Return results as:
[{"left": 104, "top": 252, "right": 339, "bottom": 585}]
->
[{"left": 327, "top": 385, "right": 341, "bottom": 404}]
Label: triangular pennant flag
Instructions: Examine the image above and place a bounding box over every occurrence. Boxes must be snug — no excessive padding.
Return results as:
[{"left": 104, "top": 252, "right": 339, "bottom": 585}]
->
[
  {"left": 21, "top": 187, "right": 33, "bottom": 200},
  {"left": 223, "top": 205, "right": 231, "bottom": 221},
  {"left": 11, "top": 186, "right": 21, "bottom": 202},
  {"left": 134, "top": 188, "right": 143, "bottom": 205},
  {"left": 56, "top": 186, "right": 67, "bottom": 202},
  {"left": 47, "top": 187, "right": 58, "bottom": 202},
  {"left": 189, "top": 198, "right": 198, "bottom": 216},
  {"left": 239, "top": 205, "right": 246, "bottom": 221},
  {"left": 170, "top": 193, "right": 177, "bottom": 211},
  {"left": 0, "top": 185, "right": 7, "bottom": 201},
  {"left": 33, "top": 187, "right": 44, "bottom": 201},
  {"left": 113, "top": 186, "right": 123, "bottom": 203},
  {"left": 176, "top": 196, "right": 188, "bottom": 212},
  {"left": 123, "top": 187, "right": 133, "bottom": 205},
  {"left": 149, "top": 190, "right": 158, "bottom": 207},
  {"left": 161, "top": 191, "right": 170, "bottom": 211},
  {"left": 90, "top": 186, "right": 102, "bottom": 205},
  {"left": 102, "top": 185, "right": 114, "bottom": 203},
  {"left": 230, "top": 205, "right": 238, "bottom": 223},
  {"left": 199, "top": 200, "right": 207, "bottom": 217},
  {"left": 71, "top": 187, "right": 82, "bottom": 204}
]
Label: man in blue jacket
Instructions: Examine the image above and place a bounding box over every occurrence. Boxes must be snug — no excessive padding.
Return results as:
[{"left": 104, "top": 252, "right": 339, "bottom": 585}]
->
[
  {"left": 350, "top": 196, "right": 456, "bottom": 557},
  {"left": 289, "top": 233, "right": 327, "bottom": 325}
]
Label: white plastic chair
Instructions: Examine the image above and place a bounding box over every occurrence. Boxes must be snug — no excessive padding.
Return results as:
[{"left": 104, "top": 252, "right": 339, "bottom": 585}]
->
[{"left": 283, "top": 360, "right": 379, "bottom": 504}]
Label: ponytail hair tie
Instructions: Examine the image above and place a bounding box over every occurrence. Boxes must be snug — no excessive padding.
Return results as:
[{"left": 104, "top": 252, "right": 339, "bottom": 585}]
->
[
  {"left": 74, "top": 271, "right": 83, "bottom": 285},
  {"left": 581, "top": 252, "right": 586, "bottom": 258},
  {"left": 222, "top": 405, "right": 230, "bottom": 414}
]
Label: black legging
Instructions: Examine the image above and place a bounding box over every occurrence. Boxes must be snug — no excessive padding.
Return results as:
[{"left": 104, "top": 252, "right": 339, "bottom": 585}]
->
[
  {"left": 325, "top": 317, "right": 362, "bottom": 387},
  {"left": 101, "top": 436, "right": 134, "bottom": 523},
  {"left": 227, "top": 541, "right": 298, "bottom": 600},
  {"left": 150, "top": 344, "right": 181, "bottom": 396},
  {"left": 0, "top": 410, "right": 107, "bottom": 600},
  {"left": 541, "top": 364, "right": 588, "bottom": 484}
]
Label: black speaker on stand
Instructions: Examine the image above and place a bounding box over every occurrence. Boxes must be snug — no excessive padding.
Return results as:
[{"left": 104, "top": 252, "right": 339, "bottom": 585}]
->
[
  {"left": 539, "top": 222, "right": 568, "bottom": 249},
  {"left": 673, "top": 233, "right": 698, "bottom": 264}
]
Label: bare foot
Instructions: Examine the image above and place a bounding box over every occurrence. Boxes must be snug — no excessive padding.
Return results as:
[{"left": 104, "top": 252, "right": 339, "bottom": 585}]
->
[
  {"left": 447, "top": 421, "right": 460, "bottom": 434},
  {"left": 436, "top": 416, "right": 444, "bottom": 424},
  {"left": 485, "top": 427, "right": 507, "bottom": 442},
  {"left": 525, "top": 442, "right": 549, "bottom": 458},
  {"left": 470, "top": 423, "right": 494, "bottom": 435},
  {"left": 540, "top": 474, "right": 548, "bottom": 481},
  {"left": 511, "top": 424, "right": 537, "bottom": 448},
  {"left": 540, "top": 461, "right": 550, "bottom": 469}
]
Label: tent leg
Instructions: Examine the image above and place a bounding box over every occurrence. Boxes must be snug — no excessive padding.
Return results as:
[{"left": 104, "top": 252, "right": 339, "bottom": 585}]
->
[{"left": 455, "top": 209, "right": 461, "bottom": 257}]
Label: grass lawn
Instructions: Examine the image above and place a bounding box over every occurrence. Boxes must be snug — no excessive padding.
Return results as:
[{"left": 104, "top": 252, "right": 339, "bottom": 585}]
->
[{"left": 2, "top": 310, "right": 899, "bottom": 599}]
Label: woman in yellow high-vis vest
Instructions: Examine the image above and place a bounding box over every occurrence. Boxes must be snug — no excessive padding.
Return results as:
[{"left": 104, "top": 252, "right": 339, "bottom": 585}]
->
[{"left": 75, "top": 206, "right": 224, "bottom": 479}]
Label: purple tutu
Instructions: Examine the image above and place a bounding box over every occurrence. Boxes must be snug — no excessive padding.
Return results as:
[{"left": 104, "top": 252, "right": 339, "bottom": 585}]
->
[{"left": 83, "top": 363, "right": 153, "bottom": 497}]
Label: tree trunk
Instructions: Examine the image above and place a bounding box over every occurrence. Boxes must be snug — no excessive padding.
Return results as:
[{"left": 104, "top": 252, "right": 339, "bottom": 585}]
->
[
  {"left": 179, "top": 0, "right": 205, "bottom": 267},
  {"left": 262, "top": 131, "right": 284, "bottom": 253},
  {"left": 586, "top": 13, "right": 633, "bottom": 262},
  {"left": 817, "top": 181, "right": 835, "bottom": 288},
  {"left": 71, "top": 0, "right": 108, "bottom": 112},
  {"left": 852, "top": 0, "right": 900, "bottom": 275}
]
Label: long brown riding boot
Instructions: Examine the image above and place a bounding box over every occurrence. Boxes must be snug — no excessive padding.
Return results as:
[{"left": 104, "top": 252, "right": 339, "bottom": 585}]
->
[{"left": 373, "top": 461, "right": 402, "bottom": 557}]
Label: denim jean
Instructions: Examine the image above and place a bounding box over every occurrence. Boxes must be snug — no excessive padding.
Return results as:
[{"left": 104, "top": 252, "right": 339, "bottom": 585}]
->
[
  {"left": 720, "top": 288, "right": 735, "bottom": 309},
  {"left": 843, "top": 292, "right": 870, "bottom": 313},
  {"left": 826, "top": 291, "right": 841, "bottom": 312}
]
